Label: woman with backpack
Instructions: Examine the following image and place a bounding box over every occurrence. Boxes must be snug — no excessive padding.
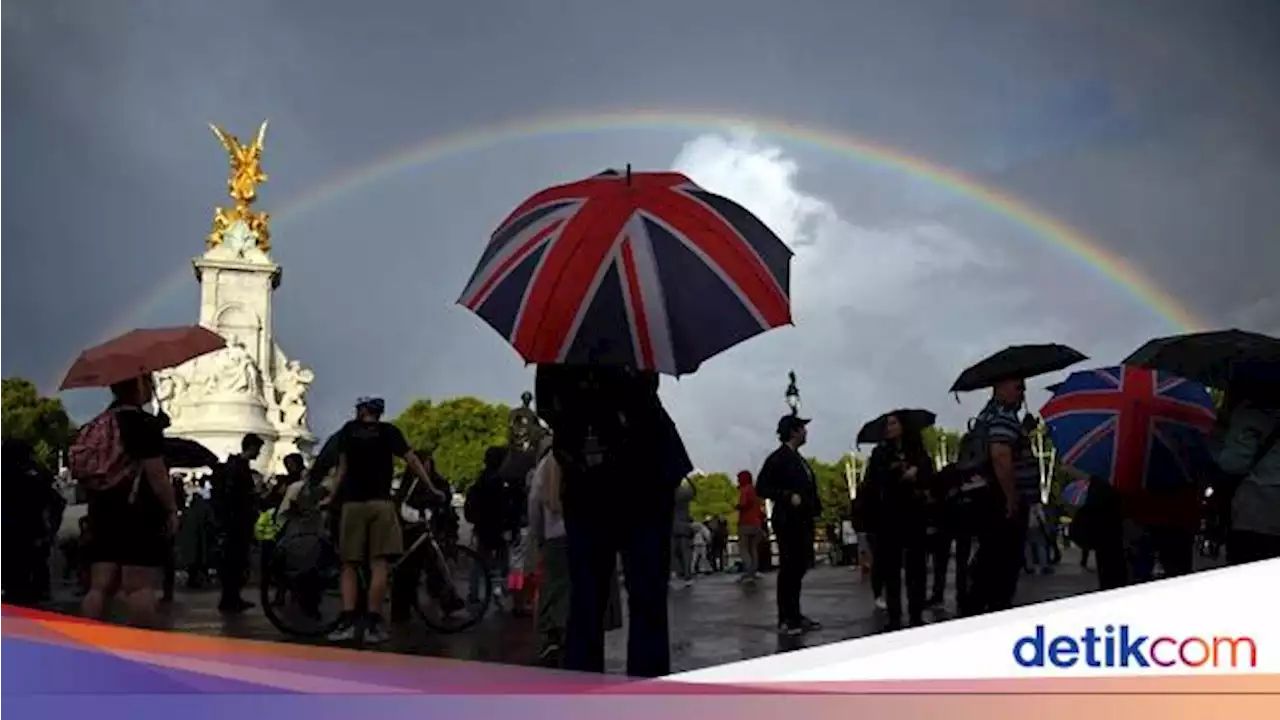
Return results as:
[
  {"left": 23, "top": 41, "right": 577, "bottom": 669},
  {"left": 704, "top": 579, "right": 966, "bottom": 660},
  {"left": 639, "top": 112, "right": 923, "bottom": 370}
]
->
[{"left": 73, "top": 375, "right": 181, "bottom": 627}]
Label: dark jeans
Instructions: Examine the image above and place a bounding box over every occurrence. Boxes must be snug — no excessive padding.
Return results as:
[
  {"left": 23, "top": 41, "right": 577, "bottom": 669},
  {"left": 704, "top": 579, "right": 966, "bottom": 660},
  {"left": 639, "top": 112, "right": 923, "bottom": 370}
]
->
[
  {"left": 775, "top": 520, "right": 814, "bottom": 626},
  {"left": 1227, "top": 530, "right": 1280, "bottom": 565},
  {"left": 928, "top": 527, "right": 971, "bottom": 606},
  {"left": 965, "top": 503, "right": 1029, "bottom": 615},
  {"left": 879, "top": 530, "right": 927, "bottom": 625},
  {"left": 563, "top": 497, "right": 674, "bottom": 678}
]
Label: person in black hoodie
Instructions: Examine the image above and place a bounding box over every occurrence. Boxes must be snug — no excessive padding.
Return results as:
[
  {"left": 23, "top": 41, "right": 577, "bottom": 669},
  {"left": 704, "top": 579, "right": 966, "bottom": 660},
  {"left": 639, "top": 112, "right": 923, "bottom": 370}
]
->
[
  {"left": 864, "top": 413, "right": 934, "bottom": 629},
  {"left": 756, "top": 415, "right": 823, "bottom": 636},
  {"left": 465, "top": 446, "right": 511, "bottom": 603},
  {"left": 536, "top": 362, "right": 692, "bottom": 678}
]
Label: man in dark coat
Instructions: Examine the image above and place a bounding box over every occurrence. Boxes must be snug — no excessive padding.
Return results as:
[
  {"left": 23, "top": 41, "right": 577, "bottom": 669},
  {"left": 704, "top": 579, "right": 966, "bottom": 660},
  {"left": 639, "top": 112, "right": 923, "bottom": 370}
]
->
[
  {"left": 213, "top": 433, "right": 264, "bottom": 614},
  {"left": 755, "top": 415, "right": 823, "bottom": 635}
]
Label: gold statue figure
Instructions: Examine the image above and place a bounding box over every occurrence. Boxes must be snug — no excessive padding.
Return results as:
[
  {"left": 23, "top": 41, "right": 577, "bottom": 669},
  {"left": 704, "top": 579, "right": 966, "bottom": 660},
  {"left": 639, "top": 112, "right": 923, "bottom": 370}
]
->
[{"left": 206, "top": 120, "right": 273, "bottom": 253}]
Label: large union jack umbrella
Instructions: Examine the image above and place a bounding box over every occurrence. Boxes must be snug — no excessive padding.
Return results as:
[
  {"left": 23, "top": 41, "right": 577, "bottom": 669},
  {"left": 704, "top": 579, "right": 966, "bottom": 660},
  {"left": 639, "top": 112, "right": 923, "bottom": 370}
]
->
[
  {"left": 1039, "top": 365, "right": 1217, "bottom": 494},
  {"left": 457, "top": 169, "right": 794, "bottom": 375}
]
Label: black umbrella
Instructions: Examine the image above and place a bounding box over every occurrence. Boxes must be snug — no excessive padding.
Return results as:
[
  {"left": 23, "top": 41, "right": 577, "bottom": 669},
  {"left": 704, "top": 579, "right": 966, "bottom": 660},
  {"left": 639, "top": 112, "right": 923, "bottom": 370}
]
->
[
  {"left": 856, "top": 408, "right": 937, "bottom": 445},
  {"left": 1121, "top": 329, "right": 1280, "bottom": 389},
  {"left": 163, "top": 437, "right": 220, "bottom": 469},
  {"left": 949, "top": 344, "right": 1088, "bottom": 393}
]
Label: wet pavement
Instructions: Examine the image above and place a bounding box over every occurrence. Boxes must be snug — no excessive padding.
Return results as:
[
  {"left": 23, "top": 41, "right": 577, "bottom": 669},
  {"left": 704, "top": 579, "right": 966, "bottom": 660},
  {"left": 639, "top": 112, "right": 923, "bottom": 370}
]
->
[{"left": 45, "top": 547, "right": 1118, "bottom": 674}]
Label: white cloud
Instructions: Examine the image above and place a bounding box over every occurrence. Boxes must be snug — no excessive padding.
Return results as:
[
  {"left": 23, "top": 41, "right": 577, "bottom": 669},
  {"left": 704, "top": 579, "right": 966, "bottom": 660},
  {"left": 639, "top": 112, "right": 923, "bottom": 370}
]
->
[{"left": 659, "top": 132, "right": 1002, "bottom": 472}]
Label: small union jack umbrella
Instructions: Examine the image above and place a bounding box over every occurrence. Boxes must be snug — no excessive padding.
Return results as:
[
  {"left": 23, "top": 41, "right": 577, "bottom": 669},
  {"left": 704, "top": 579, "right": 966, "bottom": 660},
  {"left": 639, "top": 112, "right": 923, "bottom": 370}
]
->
[
  {"left": 1040, "top": 365, "right": 1217, "bottom": 494},
  {"left": 458, "top": 168, "right": 794, "bottom": 375}
]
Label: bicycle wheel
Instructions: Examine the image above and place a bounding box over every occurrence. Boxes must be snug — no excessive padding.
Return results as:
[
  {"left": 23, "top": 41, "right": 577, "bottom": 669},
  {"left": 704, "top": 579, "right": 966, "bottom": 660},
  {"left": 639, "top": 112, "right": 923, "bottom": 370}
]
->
[
  {"left": 260, "top": 530, "right": 345, "bottom": 639},
  {"left": 414, "top": 541, "right": 493, "bottom": 634}
]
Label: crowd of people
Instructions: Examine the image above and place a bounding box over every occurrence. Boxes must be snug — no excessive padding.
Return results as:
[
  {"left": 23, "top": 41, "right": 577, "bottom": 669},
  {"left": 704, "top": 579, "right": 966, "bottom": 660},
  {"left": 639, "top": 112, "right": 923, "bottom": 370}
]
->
[{"left": 3, "top": 357, "right": 1278, "bottom": 678}]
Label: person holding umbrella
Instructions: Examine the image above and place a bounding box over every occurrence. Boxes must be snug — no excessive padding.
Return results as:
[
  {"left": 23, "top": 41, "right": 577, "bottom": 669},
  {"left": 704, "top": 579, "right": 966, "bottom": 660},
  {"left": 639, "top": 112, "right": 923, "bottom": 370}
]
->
[
  {"left": 861, "top": 411, "right": 935, "bottom": 629},
  {"left": 1213, "top": 362, "right": 1280, "bottom": 564},
  {"left": 949, "top": 343, "right": 1086, "bottom": 615},
  {"left": 62, "top": 326, "right": 225, "bottom": 627}
]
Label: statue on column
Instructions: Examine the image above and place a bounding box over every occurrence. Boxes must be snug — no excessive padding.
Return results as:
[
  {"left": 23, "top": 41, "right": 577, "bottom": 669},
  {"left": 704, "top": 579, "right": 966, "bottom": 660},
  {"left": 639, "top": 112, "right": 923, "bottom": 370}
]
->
[{"left": 508, "top": 391, "right": 545, "bottom": 454}]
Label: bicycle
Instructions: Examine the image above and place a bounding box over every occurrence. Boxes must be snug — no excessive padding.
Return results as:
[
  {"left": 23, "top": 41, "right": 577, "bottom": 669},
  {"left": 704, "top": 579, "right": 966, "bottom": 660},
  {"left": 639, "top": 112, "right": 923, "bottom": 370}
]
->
[{"left": 260, "top": 509, "right": 494, "bottom": 639}]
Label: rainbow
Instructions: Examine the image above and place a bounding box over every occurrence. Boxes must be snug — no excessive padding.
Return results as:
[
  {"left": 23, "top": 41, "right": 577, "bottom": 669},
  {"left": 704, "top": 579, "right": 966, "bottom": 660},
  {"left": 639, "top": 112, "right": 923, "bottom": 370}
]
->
[{"left": 70, "top": 109, "right": 1204, "bottom": 388}]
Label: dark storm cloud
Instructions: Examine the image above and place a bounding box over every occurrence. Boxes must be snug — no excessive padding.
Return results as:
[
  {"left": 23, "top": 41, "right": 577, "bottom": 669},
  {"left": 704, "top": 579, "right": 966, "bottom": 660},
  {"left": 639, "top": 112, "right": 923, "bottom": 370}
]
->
[{"left": 4, "top": 0, "right": 1277, "bottom": 468}]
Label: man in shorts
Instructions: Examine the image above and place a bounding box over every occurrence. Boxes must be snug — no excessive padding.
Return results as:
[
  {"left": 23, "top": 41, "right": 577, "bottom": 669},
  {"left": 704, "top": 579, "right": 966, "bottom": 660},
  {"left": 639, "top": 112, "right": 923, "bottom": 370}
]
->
[{"left": 326, "top": 397, "right": 444, "bottom": 643}]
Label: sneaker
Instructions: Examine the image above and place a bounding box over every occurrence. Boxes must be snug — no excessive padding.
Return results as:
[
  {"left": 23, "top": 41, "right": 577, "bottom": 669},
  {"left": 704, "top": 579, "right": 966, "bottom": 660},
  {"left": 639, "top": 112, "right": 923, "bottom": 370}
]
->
[
  {"left": 327, "top": 619, "right": 357, "bottom": 642},
  {"left": 364, "top": 615, "right": 391, "bottom": 645},
  {"left": 778, "top": 620, "right": 804, "bottom": 637},
  {"left": 799, "top": 616, "right": 822, "bottom": 633},
  {"left": 536, "top": 642, "right": 563, "bottom": 667},
  {"left": 874, "top": 596, "right": 887, "bottom": 611}
]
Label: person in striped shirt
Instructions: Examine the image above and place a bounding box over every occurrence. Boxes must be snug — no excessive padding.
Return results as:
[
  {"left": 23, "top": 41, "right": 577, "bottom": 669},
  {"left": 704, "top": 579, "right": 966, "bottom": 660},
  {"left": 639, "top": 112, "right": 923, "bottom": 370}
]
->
[{"left": 968, "top": 377, "right": 1040, "bottom": 613}]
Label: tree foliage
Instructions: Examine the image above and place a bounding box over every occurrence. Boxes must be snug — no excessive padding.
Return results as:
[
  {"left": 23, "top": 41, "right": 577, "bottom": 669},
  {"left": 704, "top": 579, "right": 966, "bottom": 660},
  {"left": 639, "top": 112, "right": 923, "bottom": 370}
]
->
[
  {"left": 688, "top": 471, "right": 740, "bottom": 531},
  {"left": 392, "top": 396, "right": 510, "bottom": 490},
  {"left": 1, "top": 377, "right": 74, "bottom": 469},
  {"left": 808, "top": 455, "right": 851, "bottom": 528}
]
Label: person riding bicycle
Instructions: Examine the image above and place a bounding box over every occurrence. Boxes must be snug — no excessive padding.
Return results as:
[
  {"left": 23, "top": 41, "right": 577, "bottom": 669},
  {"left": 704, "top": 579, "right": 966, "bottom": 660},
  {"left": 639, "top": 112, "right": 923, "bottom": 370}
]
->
[
  {"left": 323, "top": 397, "right": 445, "bottom": 643},
  {"left": 390, "top": 453, "right": 465, "bottom": 622}
]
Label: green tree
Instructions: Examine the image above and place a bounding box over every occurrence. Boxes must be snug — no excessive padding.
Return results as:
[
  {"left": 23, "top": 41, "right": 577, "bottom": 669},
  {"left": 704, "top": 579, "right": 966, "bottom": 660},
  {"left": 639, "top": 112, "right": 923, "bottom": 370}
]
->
[
  {"left": 688, "top": 471, "right": 740, "bottom": 532},
  {"left": 392, "top": 396, "right": 510, "bottom": 489},
  {"left": 1, "top": 377, "right": 74, "bottom": 469},
  {"left": 807, "top": 455, "right": 851, "bottom": 528},
  {"left": 921, "top": 425, "right": 962, "bottom": 465}
]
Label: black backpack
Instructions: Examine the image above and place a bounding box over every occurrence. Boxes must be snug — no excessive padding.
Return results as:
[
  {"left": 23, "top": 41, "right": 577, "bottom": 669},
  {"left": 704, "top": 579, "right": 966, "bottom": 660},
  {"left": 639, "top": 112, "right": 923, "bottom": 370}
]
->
[{"left": 939, "top": 417, "right": 1002, "bottom": 527}]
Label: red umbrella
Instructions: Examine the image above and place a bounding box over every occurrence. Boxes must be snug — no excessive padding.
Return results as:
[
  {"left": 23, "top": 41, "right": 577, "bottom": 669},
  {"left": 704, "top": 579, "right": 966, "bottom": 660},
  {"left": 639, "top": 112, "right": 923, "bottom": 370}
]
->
[{"left": 60, "top": 326, "right": 226, "bottom": 390}]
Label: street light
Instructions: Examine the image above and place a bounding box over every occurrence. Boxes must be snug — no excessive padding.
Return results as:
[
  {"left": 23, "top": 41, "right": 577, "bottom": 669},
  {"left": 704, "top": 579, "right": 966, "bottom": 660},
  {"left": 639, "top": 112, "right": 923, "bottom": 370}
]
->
[{"left": 785, "top": 370, "right": 800, "bottom": 416}]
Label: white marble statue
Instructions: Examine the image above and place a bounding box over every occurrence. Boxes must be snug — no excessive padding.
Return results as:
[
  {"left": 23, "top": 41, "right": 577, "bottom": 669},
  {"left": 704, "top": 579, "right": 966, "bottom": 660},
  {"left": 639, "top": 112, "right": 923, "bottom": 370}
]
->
[
  {"left": 154, "top": 367, "right": 191, "bottom": 418},
  {"left": 275, "top": 359, "right": 314, "bottom": 429},
  {"left": 213, "top": 337, "right": 262, "bottom": 397}
]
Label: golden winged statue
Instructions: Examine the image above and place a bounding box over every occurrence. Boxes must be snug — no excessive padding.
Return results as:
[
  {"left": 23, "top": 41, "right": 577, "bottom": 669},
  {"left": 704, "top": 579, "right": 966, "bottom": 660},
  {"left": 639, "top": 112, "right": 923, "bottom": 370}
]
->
[
  {"left": 210, "top": 120, "right": 269, "bottom": 204},
  {"left": 206, "top": 120, "right": 272, "bottom": 252}
]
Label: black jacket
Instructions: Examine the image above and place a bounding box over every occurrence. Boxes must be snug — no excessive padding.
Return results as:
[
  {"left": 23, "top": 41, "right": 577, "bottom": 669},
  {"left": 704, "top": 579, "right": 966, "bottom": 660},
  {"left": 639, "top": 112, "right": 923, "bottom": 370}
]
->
[
  {"left": 864, "top": 441, "right": 934, "bottom": 534},
  {"left": 756, "top": 444, "right": 821, "bottom": 528}
]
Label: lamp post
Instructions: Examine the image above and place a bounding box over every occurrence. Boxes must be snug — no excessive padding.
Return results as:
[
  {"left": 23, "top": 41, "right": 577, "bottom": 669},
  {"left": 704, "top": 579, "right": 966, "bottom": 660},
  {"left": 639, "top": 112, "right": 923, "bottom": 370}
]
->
[{"left": 785, "top": 370, "right": 800, "bottom": 416}]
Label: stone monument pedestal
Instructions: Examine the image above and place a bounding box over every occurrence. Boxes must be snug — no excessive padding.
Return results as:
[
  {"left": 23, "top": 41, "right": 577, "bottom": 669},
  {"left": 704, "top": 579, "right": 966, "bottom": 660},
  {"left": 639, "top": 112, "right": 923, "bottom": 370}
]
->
[{"left": 155, "top": 139, "right": 316, "bottom": 474}]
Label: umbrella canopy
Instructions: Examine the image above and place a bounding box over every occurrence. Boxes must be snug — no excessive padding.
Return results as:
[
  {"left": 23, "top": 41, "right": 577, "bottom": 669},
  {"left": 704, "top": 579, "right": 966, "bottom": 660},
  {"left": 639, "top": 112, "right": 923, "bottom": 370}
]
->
[
  {"left": 1122, "top": 329, "right": 1280, "bottom": 390},
  {"left": 856, "top": 408, "right": 936, "bottom": 445},
  {"left": 1039, "top": 365, "right": 1216, "bottom": 494},
  {"left": 950, "top": 343, "right": 1087, "bottom": 393},
  {"left": 163, "top": 437, "right": 219, "bottom": 469},
  {"left": 60, "top": 326, "right": 226, "bottom": 390},
  {"left": 1060, "top": 477, "right": 1090, "bottom": 506},
  {"left": 457, "top": 168, "right": 793, "bottom": 375}
]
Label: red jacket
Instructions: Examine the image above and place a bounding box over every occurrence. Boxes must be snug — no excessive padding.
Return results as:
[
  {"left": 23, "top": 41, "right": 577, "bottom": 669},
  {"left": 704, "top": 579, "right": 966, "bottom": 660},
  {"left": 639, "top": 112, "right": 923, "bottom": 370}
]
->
[{"left": 737, "top": 471, "right": 764, "bottom": 528}]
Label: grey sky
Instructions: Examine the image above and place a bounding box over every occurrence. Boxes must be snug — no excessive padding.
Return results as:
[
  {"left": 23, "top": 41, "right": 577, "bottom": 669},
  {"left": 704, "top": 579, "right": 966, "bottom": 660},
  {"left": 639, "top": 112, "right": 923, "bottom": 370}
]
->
[{"left": 5, "top": 0, "right": 1278, "bottom": 473}]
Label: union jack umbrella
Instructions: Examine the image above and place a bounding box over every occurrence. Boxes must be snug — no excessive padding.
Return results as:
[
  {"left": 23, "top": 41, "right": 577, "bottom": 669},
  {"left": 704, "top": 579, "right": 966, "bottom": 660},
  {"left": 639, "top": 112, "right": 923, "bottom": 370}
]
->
[
  {"left": 1039, "top": 365, "right": 1217, "bottom": 494},
  {"left": 457, "top": 168, "right": 794, "bottom": 375}
]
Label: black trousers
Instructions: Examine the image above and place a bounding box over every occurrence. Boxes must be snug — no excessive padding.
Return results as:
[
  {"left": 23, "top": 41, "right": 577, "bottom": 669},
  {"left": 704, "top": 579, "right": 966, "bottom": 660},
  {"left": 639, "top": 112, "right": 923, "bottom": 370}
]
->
[
  {"left": 1093, "top": 534, "right": 1128, "bottom": 590},
  {"left": 563, "top": 498, "right": 674, "bottom": 677},
  {"left": 219, "top": 530, "right": 251, "bottom": 605},
  {"left": 1227, "top": 530, "right": 1280, "bottom": 565},
  {"left": 775, "top": 520, "right": 814, "bottom": 626},
  {"left": 965, "top": 504, "right": 1029, "bottom": 615},
  {"left": 928, "top": 526, "right": 972, "bottom": 606},
  {"left": 879, "top": 530, "right": 927, "bottom": 625}
]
